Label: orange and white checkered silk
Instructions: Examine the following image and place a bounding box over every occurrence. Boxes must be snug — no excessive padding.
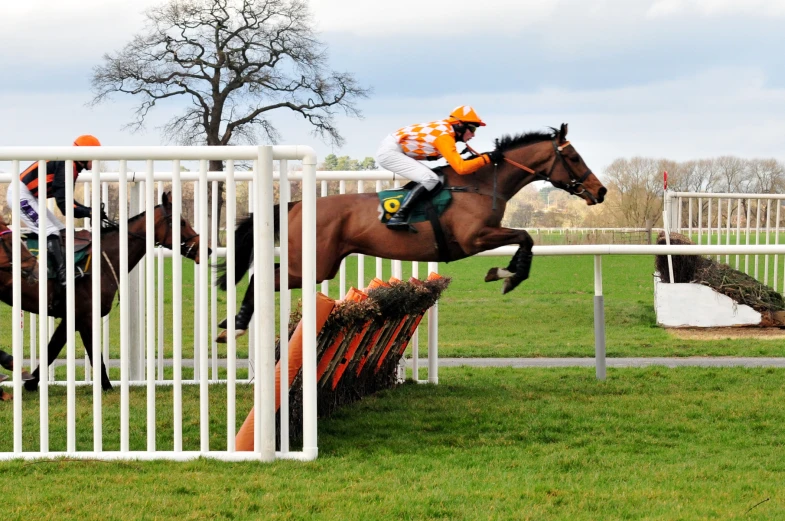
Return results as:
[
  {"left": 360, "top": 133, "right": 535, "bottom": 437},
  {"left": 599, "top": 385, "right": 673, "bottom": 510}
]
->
[
  {"left": 393, "top": 117, "right": 489, "bottom": 176},
  {"left": 395, "top": 118, "right": 457, "bottom": 160}
]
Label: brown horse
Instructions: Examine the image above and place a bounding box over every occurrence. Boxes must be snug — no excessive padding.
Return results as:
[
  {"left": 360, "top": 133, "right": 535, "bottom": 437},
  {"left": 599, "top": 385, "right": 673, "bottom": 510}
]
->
[
  {"left": 0, "top": 192, "right": 204, "bottom": 391},
  {"left": 0, "top": 218, "right": 38, "bottom": 394},
  {"left": 216, "top": 124, "right": 606, "bottom": 341}
]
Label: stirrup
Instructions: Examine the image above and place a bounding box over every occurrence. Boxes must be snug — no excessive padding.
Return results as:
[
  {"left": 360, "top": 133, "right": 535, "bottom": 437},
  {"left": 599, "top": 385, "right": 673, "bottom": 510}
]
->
[{"left": 386, "top": 220, "right": 417, "bottom": 233}]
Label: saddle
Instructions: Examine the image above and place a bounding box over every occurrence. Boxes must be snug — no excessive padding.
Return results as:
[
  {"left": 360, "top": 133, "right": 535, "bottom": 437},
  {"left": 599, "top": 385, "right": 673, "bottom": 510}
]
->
[
  {"left": 377, "top": 178, "right": 453, "bottom": 225},
  {"left": 23, "top": 230, "right": 93, "bottom": 280},
  {"left": 376, "top": 177, "right": 454, "bottom": 262}
]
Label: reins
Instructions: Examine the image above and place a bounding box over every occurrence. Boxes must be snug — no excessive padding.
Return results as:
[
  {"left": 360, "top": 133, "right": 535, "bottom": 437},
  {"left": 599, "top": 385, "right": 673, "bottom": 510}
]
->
[{"left": 461, "top": 138, "right": 597, "bottom": 206}]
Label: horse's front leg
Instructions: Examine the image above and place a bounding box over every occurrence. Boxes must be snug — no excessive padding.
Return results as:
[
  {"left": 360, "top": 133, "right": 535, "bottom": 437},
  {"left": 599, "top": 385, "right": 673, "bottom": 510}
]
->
[
  {"left": 217, "top": 274, "right": 256, "bottom": 344},
  {"left": 25, "top": 319, "right": 67, "bottom": 391},
  {"left": 78, "top": 324, "right": 112, "bottom": 391},
  {"left": 469, "top": 227, "right": 534, "bottom": 294},
  {"left": 0, "top": 350, "right": 33, "bottom": 382}
]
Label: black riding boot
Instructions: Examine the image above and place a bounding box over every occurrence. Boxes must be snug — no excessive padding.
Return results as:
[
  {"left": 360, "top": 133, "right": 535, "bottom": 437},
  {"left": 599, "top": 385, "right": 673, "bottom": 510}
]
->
[
  {"left": 47, "top": 235, "right": 67, "bottom": 287},
  {"left": 386, "top": 183, "right": 430, "bottom": 231}
]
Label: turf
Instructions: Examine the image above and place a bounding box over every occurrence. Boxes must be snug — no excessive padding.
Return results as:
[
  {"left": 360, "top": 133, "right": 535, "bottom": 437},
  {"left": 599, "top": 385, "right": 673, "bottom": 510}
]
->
[{"left": 1, "top": 367, "right": 784, "bottom": 520}]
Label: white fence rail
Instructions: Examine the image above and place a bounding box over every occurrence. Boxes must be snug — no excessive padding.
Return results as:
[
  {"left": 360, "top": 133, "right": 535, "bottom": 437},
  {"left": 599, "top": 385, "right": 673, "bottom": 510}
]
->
[
  {"left": 0, "top": 145, "right": 317, "bottom": 461},
  {"left": 665, "top": 190, "right": 785, "bottom": 290}
]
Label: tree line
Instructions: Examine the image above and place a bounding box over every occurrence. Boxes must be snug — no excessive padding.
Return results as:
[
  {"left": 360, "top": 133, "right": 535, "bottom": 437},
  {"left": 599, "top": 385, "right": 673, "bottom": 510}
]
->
[{"left": 502, "top": 156, "right": 785, "bottom": 230}]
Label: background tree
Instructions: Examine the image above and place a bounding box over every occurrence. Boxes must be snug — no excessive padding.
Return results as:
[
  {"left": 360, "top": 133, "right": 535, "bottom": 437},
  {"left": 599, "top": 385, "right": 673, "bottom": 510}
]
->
[{"left": 91, "top": 0, "right": 370, "bottom": 236}]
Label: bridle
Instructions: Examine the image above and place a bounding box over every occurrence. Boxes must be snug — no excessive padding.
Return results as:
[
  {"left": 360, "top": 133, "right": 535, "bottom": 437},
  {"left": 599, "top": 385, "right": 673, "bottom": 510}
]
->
[
  {"left": 466, "top": 139, "right": 598, "bottom": 205},
  {"left": 0, "top": 229, "right": 39, "bottom": 279},
  {"left": 500, "top": 141, "right": 597, "bottom": 204},
  {"left": 122, "top": 204, "right": 200, "bottom": 259}
]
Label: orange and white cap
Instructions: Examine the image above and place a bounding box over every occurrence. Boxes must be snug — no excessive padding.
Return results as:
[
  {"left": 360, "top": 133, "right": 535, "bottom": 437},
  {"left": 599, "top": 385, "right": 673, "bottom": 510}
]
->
[
  {"left": 73, "top": 135, "right": 101, "bottom": 147},
  {"left": 449, "top": 106, "right": 486, "bottom": 126}
]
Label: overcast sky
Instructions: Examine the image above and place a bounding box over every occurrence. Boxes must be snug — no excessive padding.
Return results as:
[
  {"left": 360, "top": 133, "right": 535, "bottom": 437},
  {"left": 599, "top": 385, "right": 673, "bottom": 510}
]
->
[{"left": 1, "top": 0, "right": 784, "bottom": 175}]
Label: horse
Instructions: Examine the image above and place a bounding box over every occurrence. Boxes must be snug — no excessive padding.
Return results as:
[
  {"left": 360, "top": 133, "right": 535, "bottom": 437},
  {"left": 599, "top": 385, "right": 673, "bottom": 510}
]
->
[
  {"left": 215, "top": 123, "right": 607, "bottom": 342},
  {"left": 0, "top": 217, "right": 38, "bottom": 395},
  {"left": 0, "top": 192, "right": 205, "bottom": 392}
]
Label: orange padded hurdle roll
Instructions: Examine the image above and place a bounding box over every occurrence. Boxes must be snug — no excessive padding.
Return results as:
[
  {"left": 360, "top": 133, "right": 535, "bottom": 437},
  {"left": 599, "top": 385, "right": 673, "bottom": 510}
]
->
[{"left": 235, "top": 291, "right": 335, "bottom": 451}]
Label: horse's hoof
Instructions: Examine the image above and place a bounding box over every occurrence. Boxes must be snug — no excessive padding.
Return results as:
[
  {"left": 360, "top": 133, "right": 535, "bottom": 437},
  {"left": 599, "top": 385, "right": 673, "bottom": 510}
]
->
[
  {"left": 218, "top": 317, "right": 228, "bottom": 329},
  {"left": 216, "top": 329, "right": 247, "bottom": 344},
  {"left": 502, "top": 277, "right": 522, "bottom": 294},
  {"left": 485, "top": 268, "right": 499, "bottom": 282},
  {"left": 0, "top": 374, "right": 8, "bottom": 383},
  {"left": 21, "top": 370, "right": 33, "bottom": 382}
]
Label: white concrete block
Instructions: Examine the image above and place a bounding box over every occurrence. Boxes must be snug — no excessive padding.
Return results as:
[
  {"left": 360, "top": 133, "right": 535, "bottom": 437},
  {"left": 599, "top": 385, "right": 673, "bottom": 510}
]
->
[{"left": 653, "top": 274, "right": 761, "bottom": 327}]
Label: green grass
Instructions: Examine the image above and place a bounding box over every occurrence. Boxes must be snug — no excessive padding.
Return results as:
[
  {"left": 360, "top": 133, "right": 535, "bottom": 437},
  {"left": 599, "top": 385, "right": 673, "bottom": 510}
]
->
[
  {"left": 2, "top": 367, "right": 785, "bottom": 520},
  {"left": 4, "top": 252, "right": 785, "bottom": 363}
]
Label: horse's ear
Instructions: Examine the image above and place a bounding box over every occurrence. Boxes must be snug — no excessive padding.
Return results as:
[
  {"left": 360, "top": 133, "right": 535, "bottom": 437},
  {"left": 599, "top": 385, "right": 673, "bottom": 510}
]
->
[
  {"left": 162, "top": 191, "right": 171, "bottom": 206},
  {"left": 560, "top": 123, "right": 569, "bottom": 142}
]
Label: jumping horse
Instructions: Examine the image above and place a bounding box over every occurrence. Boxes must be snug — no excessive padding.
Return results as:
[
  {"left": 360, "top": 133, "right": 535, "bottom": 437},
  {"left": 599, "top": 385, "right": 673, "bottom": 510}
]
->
[
  {"left": 216, "top": 124, "right": 607, "bottom": 341},
  {"left": 0, "top": 218, "right": 38, "bottom": 396},
  {"left": 0, "top": 192, "right": 205, "bottom": 392}
]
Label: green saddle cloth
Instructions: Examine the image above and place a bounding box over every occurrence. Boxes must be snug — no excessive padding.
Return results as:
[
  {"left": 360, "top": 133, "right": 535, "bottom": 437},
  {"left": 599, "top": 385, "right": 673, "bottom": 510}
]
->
[
  {"left": 25, "top": 238, "right": 90, "bottom": 280},
  {"left": 377, "top": 188, "right": 452, "bottom": 224}
]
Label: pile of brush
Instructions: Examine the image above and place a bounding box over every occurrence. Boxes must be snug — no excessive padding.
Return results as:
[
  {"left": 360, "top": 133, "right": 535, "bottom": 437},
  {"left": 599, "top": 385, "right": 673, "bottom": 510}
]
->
[
  {"left": 281, "top": 276, "right": 451, "bottom": 445},
  {"left": 655, "top": 232, "right": 785, "bottom": 317}
]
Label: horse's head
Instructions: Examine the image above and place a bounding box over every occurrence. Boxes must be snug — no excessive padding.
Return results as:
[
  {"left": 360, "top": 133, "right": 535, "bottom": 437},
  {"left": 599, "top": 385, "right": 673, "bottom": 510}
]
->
[
  {"left": 0, "top": 225, "right": 39, "bottom": 283},
  {"left": 155, "top": 192, "right": 209, "bottom": 264},
  {"left": 496, "top": 123, "right": 606, "bottom": 205}
]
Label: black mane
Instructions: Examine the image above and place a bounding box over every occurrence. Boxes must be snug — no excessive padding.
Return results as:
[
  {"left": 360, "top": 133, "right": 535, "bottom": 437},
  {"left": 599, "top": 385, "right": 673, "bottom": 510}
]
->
[
  {"left": 431, "top": 128, "right": 558, "bottom": 174},
  {"left": 494, "top": 129, "right": 557, "bottom": 153}
]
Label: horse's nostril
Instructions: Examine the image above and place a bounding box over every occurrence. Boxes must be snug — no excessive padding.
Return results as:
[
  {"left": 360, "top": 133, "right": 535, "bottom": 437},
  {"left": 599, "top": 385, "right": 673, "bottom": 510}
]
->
[{"left": 598, "top": 187, "right": 607, "bottom": 203}]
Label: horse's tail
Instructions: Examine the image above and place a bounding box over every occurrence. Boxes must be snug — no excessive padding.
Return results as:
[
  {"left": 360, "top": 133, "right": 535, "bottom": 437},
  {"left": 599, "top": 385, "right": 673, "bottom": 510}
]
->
[{"left": 215, "top": 206, "right": 282, "bottom": 290}]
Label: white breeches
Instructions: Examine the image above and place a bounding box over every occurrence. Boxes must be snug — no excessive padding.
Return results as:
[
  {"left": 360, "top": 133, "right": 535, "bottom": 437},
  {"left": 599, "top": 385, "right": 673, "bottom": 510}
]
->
[{"left": 6, "top": 183, "right": 64, "bottom": 237}]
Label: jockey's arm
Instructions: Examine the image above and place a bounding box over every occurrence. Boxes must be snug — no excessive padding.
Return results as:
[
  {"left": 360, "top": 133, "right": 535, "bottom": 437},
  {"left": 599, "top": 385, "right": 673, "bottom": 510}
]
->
[
  {"left": 433, "top": 135, "right": 490, "bottom": 175},
  {"left": 52, "top": 162, "right": 92, "bottom": 219}
]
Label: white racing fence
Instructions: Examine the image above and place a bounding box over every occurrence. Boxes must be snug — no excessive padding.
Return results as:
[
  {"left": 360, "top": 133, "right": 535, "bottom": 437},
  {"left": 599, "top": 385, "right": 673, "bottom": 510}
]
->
[
  {"left": 0, "top": 145, "right": 318, "bottom": 461},
  {"left": 665, "top": 191, "right": 785, "bottom": 290},
  {"left": 1, "top": 170, "right": 440, "bottom": 387}
]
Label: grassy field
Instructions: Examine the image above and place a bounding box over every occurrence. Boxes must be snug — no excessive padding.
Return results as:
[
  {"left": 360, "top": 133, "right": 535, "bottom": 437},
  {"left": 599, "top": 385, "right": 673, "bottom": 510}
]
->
[
  {"left": 2, "top": 367, "right": 785, "bottom": 520},
  {"left": 4, "top": 251, "right": 785, "bottom": 369},
  {"left": 3, "top": 250, "right": 785, "bottom": 519}
]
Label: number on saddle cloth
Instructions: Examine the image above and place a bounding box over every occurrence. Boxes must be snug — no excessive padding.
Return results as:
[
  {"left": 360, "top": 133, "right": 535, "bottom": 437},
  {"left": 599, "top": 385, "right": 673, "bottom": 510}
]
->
[{"left": 376, "top": 187, "right": 452, "bottom": 224}]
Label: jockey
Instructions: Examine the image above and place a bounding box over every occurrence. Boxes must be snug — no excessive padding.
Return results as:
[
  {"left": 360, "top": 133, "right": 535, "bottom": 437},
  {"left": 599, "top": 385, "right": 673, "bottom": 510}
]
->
[
  {"left": 377, "top": 105, "right": 504, "bottom": 231},
  {"left": 5, "top": 135, "right": 107, "bottom": 286}
]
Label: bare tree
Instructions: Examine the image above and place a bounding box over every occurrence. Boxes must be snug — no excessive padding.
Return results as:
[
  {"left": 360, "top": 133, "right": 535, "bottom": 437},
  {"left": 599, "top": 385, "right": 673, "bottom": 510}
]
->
[
  {"left": 602, "top": 157, "right": 667, "bottom": 227},
  {"left": 91, "top": 0, "right": 370, "bottom": 231}
]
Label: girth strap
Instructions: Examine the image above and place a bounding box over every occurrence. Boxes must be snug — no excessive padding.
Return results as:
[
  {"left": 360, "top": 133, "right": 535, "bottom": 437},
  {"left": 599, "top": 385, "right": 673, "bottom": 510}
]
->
[{"left": 424, "top": 200, "right": 452, "bottom": 263}]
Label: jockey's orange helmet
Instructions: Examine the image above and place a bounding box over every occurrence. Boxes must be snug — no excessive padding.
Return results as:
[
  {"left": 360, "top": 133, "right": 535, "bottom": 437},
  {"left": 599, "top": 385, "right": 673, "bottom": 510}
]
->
[
  {"left": 449, "top": 106, "right": 486, "bottom": 126},
  {"left": 73, "top": 135, "right": 101, "bottom": 147}
]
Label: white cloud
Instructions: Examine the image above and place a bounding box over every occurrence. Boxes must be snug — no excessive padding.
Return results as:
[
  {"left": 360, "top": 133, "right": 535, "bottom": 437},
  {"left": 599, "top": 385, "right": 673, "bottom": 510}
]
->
[
  {"left": 0, "top": 0, "right": 161, "bottom": 64},
  {"left": 647, "top": 0, "right": 785, "bottom": 18},
  {"left": 308, "top": 0, "right": 557, "bottom": 36}
]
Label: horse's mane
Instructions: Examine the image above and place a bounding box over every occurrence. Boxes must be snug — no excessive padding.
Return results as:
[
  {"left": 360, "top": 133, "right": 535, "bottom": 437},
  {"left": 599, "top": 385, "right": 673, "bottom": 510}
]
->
[
  {"left": 494, "top": 129, "right": 557, "bottom": 153},
  {"left": 432, "top": 128, "right": 557, "bottom": 174},
  {"left": 100, "top": 204, "right": 162, "bottom": 235}
]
